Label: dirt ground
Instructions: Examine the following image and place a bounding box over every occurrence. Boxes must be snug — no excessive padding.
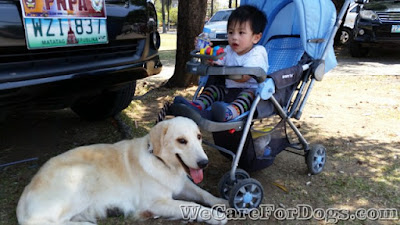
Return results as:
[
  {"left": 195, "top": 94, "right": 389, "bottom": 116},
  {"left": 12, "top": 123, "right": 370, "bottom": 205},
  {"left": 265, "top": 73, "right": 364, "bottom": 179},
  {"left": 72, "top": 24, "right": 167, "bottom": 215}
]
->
[{"left": 0, "top": 47, "right": 399, "bottom": 225}]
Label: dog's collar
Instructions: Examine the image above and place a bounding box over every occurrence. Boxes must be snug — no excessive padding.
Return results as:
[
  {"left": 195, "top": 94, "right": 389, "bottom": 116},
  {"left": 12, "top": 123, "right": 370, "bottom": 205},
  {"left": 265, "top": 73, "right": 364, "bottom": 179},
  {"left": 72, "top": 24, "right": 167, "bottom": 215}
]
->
[{"left": 147, "top": 140, "right": 170, "bottom": 169}]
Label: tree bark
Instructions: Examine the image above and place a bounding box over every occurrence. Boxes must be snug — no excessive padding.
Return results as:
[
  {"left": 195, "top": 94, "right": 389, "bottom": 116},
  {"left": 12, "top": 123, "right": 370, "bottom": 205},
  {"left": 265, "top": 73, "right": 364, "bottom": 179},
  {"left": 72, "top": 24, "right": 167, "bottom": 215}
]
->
[
  {"left": 211, "top": 0, "right": 214, "bottom": 17},
  {"left": 161, "top": 0, "right": 166, "bottom": 33},
  {"left": 165, "top": 0, "right": 207, "bottom": 88}
]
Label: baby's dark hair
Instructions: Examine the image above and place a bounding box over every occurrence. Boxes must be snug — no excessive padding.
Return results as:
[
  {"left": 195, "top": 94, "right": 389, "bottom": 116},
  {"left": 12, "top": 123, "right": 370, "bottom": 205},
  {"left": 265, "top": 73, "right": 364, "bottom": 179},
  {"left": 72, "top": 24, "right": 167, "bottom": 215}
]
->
[{"left": 227, "top": 5, "right": 267, "bottom": 34}]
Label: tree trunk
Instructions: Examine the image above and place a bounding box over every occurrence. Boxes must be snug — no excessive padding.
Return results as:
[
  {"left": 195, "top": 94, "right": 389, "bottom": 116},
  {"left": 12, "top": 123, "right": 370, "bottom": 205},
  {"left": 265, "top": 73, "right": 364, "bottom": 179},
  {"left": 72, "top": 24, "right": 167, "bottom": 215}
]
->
[
  {"left": 167, "top": 0, "right": 170, "bottom": 30},
  {"left": 161, "top": 0, "right": 166, "bottom": 33},
  {"left": 211, "top": 0, "right": 214, "bottom": 17},
  {"left": 165, "top": 0, "right": 207, "bottom": 88}
]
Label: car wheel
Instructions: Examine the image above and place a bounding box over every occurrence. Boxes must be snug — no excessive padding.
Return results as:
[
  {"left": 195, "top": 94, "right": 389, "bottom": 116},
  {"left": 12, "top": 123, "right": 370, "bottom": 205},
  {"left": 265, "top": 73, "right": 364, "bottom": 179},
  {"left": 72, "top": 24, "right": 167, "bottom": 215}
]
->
[
  {"left": 349, "top": 41, "right": 369, "bottom": 57},
  {"left": 71, "top": 81, "right": 136, "bottom": 121},
  {"left": 339, "top": 28, "right": 352, "bottom": 45}
]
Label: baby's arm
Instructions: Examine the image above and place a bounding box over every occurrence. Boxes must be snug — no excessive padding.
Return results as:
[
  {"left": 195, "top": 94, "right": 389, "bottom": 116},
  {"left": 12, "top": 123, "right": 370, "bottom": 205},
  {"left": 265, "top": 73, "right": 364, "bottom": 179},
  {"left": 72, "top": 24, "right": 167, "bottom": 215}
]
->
[{"left": 233, "top": 75, "right": 252, "bottom": 83}]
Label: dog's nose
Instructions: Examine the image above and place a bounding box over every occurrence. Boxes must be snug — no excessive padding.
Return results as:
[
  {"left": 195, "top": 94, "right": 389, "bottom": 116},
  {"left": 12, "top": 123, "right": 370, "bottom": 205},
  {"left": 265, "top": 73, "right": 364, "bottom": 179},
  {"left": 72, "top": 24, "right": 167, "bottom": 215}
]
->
[{"left": 197, "top": 159, "right": 209, "bottom": 169}]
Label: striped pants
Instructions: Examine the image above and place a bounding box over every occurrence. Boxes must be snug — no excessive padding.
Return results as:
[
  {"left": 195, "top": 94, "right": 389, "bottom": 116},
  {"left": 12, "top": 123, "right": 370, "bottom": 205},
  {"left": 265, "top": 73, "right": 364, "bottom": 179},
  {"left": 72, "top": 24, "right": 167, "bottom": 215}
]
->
[{"left": 194, "top": 85, "right": 255, "bottom": 115}]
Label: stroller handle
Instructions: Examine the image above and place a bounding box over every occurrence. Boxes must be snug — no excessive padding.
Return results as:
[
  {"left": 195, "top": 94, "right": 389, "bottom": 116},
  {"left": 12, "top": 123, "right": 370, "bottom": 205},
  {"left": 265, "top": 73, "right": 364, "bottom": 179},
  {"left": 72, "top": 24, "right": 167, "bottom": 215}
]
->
[{"left": 186, "top": 60, "right": 267, "bottom": 83}]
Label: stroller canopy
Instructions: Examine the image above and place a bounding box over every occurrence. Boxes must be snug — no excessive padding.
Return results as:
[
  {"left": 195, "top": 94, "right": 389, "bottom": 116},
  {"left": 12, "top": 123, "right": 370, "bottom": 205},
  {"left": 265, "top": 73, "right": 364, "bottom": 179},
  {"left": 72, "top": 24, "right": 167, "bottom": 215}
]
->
[{"left": 242, "top": 0, "right": 337, "bottom": 73}]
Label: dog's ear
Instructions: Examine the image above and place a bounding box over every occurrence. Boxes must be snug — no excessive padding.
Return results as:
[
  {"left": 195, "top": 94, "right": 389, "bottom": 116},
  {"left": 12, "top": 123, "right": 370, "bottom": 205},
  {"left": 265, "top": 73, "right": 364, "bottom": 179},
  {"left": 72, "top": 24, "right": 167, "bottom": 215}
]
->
[{"left": 149, "top": 121, "right": 169, "bottom": 156}]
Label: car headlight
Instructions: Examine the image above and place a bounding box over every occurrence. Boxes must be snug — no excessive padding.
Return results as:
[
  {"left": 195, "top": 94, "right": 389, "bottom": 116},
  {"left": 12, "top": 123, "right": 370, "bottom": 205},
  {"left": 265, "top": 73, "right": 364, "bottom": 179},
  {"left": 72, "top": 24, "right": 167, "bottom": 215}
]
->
[
  {"left": 359, "top": 10, "right": 379, "bottom": 20},
  {"left": 209, "top": 29, "right": 216, "bottom": 39},
  {"left": 151, "top": 31, "right": 160, "bottom": 49}
]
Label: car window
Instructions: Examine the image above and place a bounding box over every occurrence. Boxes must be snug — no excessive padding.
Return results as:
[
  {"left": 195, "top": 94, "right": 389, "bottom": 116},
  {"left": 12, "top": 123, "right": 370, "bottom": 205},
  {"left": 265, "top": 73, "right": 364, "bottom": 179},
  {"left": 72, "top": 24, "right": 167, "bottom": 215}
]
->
[
  {"left": 350, "top": 5, "right": 359, "bottom": 13},
  {"left": 209, "top": 10, "right": 232, "bottom": 22}
]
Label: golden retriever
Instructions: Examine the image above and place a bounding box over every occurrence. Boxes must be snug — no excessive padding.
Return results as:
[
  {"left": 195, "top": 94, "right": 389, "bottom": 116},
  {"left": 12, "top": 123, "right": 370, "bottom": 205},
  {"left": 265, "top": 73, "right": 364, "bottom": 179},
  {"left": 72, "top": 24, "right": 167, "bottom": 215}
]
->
[{"left": 17, "top": 117, "right": 228, "bottom": 225}]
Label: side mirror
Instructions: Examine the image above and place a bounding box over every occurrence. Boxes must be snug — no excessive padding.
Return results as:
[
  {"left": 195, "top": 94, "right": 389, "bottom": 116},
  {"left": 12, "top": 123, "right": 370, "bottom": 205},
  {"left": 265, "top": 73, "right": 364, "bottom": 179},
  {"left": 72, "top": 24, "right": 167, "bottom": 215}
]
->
[{"left": 355, "top": 0, "right": 368, "bottom": 4}]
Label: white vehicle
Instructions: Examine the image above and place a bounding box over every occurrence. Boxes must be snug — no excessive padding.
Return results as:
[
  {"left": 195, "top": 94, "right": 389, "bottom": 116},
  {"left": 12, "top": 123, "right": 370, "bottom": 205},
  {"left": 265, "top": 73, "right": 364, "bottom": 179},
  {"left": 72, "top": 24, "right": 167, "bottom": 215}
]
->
[
  {"left": 338, "top": 3, "right": 359, "bottom": 45},
  {"left": 204, "top": 9, "right": 234, "bottom": 45}
]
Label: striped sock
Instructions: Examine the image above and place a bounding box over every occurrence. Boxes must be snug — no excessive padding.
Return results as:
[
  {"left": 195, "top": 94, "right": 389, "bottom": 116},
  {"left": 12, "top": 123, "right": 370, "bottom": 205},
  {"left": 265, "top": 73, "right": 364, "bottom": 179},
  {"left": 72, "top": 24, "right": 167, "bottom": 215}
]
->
[
  {"left": 194, "top": 85, "right": 225, "bottom": 110},
  {"left": 225, "top": 90, "right": 255, "bottom": 120}
]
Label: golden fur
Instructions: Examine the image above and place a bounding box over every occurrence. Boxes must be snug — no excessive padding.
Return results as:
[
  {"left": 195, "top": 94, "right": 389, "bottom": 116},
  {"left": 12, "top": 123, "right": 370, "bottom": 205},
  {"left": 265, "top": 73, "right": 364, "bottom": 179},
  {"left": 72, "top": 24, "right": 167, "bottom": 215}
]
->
[{"left": 17, "top": 117, "right": 228, "bottom": 225}]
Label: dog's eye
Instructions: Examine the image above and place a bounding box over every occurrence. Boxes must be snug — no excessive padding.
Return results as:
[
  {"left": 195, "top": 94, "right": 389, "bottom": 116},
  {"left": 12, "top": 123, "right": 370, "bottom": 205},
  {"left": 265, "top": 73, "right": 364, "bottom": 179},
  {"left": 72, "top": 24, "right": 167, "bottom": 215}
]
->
[
  {"left": 197, "top": 134, "right": 202, "bottom": 140},
  {"left": 177, "top": 138, "right": 187, "bottom": 145}
]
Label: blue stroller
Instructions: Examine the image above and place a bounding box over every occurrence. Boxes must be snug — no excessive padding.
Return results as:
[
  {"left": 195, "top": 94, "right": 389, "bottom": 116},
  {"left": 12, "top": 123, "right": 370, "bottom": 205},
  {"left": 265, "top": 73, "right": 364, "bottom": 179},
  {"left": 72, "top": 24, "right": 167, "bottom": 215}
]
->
[{"left": 158, "top": 0, "right": 352, "bottom": 212}]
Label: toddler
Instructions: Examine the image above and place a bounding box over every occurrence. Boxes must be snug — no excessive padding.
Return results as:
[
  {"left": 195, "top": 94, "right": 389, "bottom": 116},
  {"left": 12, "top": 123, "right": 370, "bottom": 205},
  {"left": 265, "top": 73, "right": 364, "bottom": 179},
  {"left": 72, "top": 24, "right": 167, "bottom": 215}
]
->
[{"left": 175, "top": 5, "right": 268, "bottom": 122}]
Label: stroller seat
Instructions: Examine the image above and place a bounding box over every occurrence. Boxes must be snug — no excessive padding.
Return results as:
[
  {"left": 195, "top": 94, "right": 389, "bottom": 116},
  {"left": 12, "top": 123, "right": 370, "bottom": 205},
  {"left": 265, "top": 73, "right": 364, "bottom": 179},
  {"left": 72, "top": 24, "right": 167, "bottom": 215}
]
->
[{"left": 266, "top": 35, "right": 304, "bottom": 73}]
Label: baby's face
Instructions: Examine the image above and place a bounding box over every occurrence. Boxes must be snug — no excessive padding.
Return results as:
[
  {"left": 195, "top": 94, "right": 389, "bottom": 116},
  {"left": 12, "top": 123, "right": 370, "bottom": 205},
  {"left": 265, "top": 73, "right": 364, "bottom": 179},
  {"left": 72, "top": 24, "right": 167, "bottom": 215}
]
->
[{"left": 227, "top": 21, "right": 262, "bottom": 55}]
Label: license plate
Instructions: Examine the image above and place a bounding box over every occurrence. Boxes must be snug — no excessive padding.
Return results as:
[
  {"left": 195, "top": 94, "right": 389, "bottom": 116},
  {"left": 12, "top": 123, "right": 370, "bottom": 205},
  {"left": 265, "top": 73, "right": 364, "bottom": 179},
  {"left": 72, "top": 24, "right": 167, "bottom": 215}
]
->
[
  {"left": 24, "top": 18, "right": 108, "bottom": 49},
  {"left": 391, "top": 25, "right": 400, "bottom": 33},
  {"left": 20, "top": 0, "right": 108, "bottom": 49}
]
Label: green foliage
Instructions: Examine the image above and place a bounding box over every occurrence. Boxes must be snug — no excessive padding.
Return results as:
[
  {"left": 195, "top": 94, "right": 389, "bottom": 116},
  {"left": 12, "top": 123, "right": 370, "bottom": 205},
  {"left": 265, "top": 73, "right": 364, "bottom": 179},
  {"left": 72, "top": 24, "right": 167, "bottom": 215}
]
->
[
  {"left": 154, "top": 0, "right": 161, "bottom": 11},
  {"left": 169, "top": 7, "right": 178, "bottom": 24},
  {"left": 154, "top": 0, "right": 177, "bottom": 26}
]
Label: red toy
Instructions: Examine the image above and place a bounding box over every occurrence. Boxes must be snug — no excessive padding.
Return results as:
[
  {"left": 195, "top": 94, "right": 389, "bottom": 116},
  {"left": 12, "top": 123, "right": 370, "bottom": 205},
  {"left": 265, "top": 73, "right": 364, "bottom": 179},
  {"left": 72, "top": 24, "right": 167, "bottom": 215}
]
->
[{"left": 199, "top": 46, "right": 224, "bottom": 60}]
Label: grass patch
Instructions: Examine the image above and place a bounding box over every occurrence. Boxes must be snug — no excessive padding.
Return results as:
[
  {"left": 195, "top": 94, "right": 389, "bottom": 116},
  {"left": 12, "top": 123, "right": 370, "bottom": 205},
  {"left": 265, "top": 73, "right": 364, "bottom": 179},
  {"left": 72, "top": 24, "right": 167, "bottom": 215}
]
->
[
  {"left": 158, "top": 50, "right": 176, "bottom": 67},
  {"left": 158, "top": 33, "right": 177, "bottom": 66},
  {"left": 159, "top": 33, "right": 176, "bottom": 50}
]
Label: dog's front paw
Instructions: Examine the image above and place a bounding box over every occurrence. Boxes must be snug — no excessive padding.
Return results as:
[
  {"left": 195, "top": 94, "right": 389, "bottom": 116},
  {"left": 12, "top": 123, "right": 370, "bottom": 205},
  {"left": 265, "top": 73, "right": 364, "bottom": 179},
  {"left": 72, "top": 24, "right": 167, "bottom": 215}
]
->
[
  {"left": 207, "top": 196, "right": 229, "bottom": 208},
  {"left": 208, "top": 209, "right": 227, "bottom": 225},
  {"left": 194, "top": 206, "right": 227, "bottom": 225},
  {"left": 216, "top": 198, "right": 229, "bottom": 207}
]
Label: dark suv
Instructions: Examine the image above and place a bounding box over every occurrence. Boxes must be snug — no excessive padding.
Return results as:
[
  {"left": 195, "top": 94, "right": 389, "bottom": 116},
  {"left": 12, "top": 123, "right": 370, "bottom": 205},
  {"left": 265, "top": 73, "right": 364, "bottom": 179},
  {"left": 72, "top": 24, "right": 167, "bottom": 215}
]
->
[
  {"left": 0, "top": 0, "right": 162, "bottom": 120},
  {"left": 350, "top": 0, "right": 400, "bottom": 57}
]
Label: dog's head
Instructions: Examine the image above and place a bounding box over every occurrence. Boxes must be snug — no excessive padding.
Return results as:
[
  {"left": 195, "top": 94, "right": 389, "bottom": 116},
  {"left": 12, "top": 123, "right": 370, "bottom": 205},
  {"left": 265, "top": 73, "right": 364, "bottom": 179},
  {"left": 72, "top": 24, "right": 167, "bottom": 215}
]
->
[{"left": 149, "top": 117, "right": 208, "bottom": 184}]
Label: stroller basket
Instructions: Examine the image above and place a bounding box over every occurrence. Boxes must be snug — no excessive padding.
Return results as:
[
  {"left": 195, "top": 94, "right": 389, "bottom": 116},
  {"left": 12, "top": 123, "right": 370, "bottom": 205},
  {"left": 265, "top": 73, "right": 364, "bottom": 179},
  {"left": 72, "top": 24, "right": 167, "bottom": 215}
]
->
[{"left": 213, "top": 119, "right": 290, "bottom": 172}]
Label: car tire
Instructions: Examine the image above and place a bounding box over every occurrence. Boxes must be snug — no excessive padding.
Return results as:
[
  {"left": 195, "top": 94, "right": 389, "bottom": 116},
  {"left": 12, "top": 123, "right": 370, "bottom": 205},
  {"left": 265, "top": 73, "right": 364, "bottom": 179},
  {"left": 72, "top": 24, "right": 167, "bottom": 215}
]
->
[
  {"left": 71, "top": 81, "right": 136, "bottom": 121},
  {"left": 349, "top": 41, "right": 369, "bottom": 57},
  {"left": 339, "top": 28, "right": 352, "bottom": 45}
]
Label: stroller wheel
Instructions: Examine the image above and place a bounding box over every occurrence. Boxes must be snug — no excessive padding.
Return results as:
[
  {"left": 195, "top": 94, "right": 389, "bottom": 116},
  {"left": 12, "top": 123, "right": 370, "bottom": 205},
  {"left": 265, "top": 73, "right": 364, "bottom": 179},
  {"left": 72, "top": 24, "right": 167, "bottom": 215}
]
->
[
  {"left": 218, "top": 169, "right": 250, "bottom": 200},
  {"left": 228, "top": 178, "right": 264, "bottom": 213},
  {"left": 306, "top": 144, "right": 326, "bottom": 175}
]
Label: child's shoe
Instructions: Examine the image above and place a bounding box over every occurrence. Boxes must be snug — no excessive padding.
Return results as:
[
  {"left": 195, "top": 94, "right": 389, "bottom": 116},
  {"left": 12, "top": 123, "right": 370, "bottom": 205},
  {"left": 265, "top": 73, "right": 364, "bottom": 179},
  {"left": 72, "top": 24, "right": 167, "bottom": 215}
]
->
[
  {"left": 211, "top": 101, "right": 241, "bottom": 122},
  {"left": 211, "top": 101, "right": 229, "bottom": 122}
]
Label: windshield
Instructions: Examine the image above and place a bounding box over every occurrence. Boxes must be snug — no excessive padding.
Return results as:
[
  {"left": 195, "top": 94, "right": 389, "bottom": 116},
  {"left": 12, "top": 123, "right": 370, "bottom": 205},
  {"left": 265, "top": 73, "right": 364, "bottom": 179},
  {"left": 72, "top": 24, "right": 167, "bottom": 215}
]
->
[{"left": 209, "top": 10, "right": 232, "bottom": 22}]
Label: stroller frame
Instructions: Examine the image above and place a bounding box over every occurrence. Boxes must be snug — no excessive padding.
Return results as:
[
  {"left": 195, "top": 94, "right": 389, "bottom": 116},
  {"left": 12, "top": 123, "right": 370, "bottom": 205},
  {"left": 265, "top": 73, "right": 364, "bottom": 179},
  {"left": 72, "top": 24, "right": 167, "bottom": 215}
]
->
[{"left": 158, "top": 0, "right": 352, "bottom": 212}]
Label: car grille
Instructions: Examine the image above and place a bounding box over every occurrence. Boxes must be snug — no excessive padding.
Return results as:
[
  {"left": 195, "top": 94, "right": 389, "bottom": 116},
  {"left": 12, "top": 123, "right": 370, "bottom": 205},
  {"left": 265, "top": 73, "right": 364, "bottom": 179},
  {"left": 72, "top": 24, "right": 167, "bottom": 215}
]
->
[
  {"left": 0, "top": 39, "right": 140, "bottom": 67},
  {"left": 216, "top": 34, "right": 227, "bottom": 39},
  {"left": 377, "top": 12, "right": 400, "bottom": 23}
]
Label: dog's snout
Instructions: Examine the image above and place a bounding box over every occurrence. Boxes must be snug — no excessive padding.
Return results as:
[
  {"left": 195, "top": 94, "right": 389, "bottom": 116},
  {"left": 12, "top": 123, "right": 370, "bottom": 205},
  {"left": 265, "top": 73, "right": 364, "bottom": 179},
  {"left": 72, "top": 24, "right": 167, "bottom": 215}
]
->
[{"left": 197, "top": 159, "right": 209, "bottom": 169}]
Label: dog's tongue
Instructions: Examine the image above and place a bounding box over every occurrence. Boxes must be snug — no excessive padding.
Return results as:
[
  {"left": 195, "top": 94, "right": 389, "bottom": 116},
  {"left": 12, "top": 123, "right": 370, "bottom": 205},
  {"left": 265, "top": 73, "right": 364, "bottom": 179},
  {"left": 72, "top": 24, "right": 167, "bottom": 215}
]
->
[{"left": 189, "top": 168, "right": 203, "bottom": 184}]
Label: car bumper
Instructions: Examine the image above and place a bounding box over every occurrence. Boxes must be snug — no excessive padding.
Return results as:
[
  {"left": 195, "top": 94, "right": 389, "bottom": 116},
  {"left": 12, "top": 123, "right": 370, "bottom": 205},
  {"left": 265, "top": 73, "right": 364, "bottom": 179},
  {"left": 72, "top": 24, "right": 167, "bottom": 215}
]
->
[
  {"left": 0, "top": 54, "right": 161, "bottom": 111},
  {"left": 354, "top": 21, "right": 400, "bottom": 47},
  {"left": 0, "top": 39, "right": 162, "bottom": 91},
  {"left": 209, "top": 33, "right": 228, "bottom": 45}
]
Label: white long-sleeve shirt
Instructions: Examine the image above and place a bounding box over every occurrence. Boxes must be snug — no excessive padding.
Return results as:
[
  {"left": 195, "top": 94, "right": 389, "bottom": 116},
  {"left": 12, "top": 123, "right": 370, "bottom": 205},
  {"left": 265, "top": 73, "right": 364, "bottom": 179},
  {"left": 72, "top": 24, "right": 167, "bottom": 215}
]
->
[{"left": 217, "top": 45, "right": 269, "bottom": 89}]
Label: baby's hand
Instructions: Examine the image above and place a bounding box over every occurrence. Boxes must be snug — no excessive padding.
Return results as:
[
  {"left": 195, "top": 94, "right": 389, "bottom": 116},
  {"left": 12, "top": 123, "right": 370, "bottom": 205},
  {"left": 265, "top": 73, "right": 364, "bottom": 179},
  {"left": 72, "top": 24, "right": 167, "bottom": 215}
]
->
[
  {"left": 210, "top": 60, "right": 222, "bottom": 66},
  {"left": 194, "top": 37, "right": 213, "bottom": 50},
  {"left": 234, "top": 75, "right": 252, "bottom": 83}
]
